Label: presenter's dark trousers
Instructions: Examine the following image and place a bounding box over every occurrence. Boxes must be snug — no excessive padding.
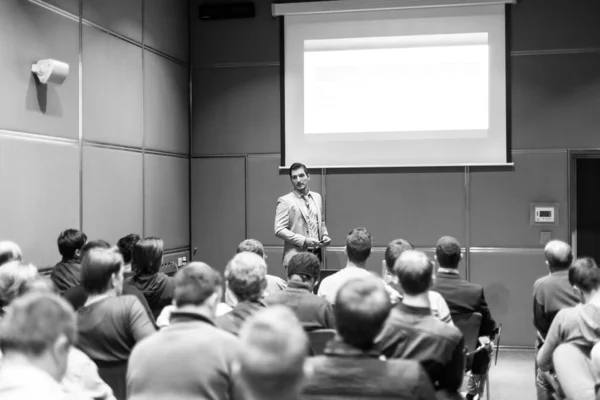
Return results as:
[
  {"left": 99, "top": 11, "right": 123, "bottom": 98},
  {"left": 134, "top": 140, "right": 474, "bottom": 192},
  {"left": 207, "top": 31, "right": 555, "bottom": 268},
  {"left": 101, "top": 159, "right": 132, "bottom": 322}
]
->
[{"left": 308, "top": 247, "right": 322, "bottom": 263}]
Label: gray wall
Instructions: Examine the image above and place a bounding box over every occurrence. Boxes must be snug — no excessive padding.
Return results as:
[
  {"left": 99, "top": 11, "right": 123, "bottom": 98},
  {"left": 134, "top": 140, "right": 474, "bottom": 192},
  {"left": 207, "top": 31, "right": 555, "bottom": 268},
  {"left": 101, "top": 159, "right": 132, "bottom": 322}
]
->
[
  {"left": 0, "top": 0, "right": 190, "bottom": 268},
  {"left": 190, "top": 0, "right": 600, "bottom": 346}
]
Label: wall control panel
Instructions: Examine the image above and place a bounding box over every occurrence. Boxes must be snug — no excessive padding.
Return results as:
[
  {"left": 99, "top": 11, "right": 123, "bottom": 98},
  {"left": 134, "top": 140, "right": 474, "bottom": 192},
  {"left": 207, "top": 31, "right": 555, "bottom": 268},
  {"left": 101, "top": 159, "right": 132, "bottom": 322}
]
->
[{"left": 530, "top": 203, "right": 559, "bottom": 226}]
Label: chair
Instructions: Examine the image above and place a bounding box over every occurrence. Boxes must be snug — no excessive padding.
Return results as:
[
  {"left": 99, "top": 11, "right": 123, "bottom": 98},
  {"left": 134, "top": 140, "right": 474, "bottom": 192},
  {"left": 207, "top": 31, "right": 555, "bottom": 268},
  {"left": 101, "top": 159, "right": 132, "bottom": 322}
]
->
[{"left": 307, "top": 329, "right": 336, "bottom": 356}]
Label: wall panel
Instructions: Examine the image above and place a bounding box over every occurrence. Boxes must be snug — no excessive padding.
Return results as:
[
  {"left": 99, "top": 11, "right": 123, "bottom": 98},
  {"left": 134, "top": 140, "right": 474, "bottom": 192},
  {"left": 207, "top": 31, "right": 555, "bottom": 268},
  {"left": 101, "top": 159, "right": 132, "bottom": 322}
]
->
[
  {"left": 83, "top": 26, "right": 143, "bottom": 147},
  {"left": 191, "top": 158, "right": 246, "bottom": 273},
  {"left": 0, "top": 0, "right": 79, "bottom": 139},
  {"left": 191, "top": 0, "right": 279, "bottom": 65},
  {"left": 82, "top": 147, "right": 143, "bottom": 244},
  {"left": 247, "top": 156, "right": 323, "bottom": 247},
  {"left": 83, "top": 0, "right": 142, "bottom": 42},
  {"left": 145, "top": 0, "right": 189, "bottom": 62},
  {"left": 45, "top": 0, "right": 79, "bottom": 15},
  {"left": 144, "top": 51, "right": 189, "bottom": 155},
  {"left": 0, "top": 137, "right": 79, "bottom": 268},
  {"left": 470, "top": 251, "right": 548, "bottom": 347},
  {"left": 471, "top": 152, "right": 569, "bottom": 248},
  {"left": 512, "top": 53, "right": 600, "bottom": 150},
  {"left": 264, "top": 246, "right": 287, "bottom": 280},
  {"left": 511, "top": 0, "right": 600, "bottom": 52},
  {"left": 326, "top": 170, "right": 466, "bottom": 248},
  {"left": 192, "top": 66, "right": 280, "bottom": 155},
  {"left": 144, "top": 155, "right": 190, "bottom": 249}
]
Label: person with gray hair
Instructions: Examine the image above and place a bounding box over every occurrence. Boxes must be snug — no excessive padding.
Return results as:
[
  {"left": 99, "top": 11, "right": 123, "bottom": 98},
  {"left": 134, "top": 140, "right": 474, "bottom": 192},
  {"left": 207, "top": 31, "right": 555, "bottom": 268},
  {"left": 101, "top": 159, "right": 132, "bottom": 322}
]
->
[
  {"left": 0, "top": 293, "right": 77, "bottom": 400},
  {"left": 237, "top": 305, "right": 309, "bottom": 400},
  {"left": 0, "top": 241, "right": 22, "bottom": 266},
  {"left": 0, "top": 260, "right": 37, "bottom": 316},
  {"left": 217, "top": 252, "right": 268, "bottom": 336},
  {"left": 128, "top": 262, "right": 244, "bottom": 400}
]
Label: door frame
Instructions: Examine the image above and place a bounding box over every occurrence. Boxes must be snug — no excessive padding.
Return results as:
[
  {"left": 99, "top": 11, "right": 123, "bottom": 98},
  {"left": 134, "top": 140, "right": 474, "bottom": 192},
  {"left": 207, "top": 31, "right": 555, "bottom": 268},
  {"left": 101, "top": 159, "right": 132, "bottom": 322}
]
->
[{"left": 569, "top": 150, "right": 600, "bottom": 258}]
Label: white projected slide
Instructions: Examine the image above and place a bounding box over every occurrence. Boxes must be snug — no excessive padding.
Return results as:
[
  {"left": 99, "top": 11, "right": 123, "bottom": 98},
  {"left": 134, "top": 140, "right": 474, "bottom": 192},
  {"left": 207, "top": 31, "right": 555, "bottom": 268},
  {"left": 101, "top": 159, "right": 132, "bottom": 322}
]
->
[{"left": 304, "top": 34, "right": 489, "bottom": 136}]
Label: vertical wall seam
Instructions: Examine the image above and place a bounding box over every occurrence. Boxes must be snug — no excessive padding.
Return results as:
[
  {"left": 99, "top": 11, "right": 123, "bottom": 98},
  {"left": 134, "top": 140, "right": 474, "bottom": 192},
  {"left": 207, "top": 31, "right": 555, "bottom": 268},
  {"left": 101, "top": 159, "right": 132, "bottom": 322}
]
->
[
  {"left": 78, "top": 0, "right": 83, "bottom": 232},
  {"left": 465, "top": 166, "right": 471, "bottom": 281},
  {"left": 322, "top": 168, "right": 327, "bottom": 269},
  {"left": 188, "top": 0, "right": 194, "bottom": 258},
  {"left": 244, "top": 155, "right": 249, "bottom": 239},
  {"left": 141, "top": 0, "right": 146, "bottom": 237}
]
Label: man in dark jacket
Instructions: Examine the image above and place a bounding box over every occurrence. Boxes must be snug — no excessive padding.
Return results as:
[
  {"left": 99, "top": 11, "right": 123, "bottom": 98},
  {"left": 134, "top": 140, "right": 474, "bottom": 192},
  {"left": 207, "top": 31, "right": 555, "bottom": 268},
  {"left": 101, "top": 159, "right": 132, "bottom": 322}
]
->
[
  {"left": 265, "top": 252, "right": 335, "bottom": 330},
  {"left": 304, "top": 275, "right": 436, "bottom": 400},
  {"left": 50, "top": 229, "right": 87, "bottom": 294},
  {"left": 217, "top": 252, "right": 267, "bottom": 336}
]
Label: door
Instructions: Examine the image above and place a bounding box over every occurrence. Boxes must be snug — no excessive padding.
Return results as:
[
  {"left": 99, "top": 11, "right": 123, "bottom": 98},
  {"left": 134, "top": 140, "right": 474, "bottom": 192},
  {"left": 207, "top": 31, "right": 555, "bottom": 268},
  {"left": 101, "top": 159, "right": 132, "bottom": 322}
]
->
[{"left": 573, "top": 155, "right": 600, "bottom": 262}]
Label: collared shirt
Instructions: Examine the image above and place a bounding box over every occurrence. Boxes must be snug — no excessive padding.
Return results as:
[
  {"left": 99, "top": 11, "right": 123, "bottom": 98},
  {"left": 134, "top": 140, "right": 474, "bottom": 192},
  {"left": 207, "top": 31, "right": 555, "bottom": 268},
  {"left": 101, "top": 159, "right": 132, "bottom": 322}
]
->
[
  {"left": 293, "top": 189, "right": 319, "bottom": 240},
  {"left": 437, "top": 267, "right": 460, "bottom": 275},
  {"left": 324, "top": 337, "right": 382, "bottom": 359},
  {"left": 533, "top": 269, "right": 580, "bottom": 339}
]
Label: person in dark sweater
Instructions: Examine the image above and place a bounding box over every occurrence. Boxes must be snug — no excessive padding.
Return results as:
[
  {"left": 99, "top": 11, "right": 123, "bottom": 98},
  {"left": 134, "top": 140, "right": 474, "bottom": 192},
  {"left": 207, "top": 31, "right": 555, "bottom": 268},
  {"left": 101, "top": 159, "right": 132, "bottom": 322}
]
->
[
  {"left": 217, "top": 252, "right": 267, "bottom": 336},
  {"left": 50, "top": 229, "right": 87, "bottom": 294},
  {"left": 116, "top": 234, "right": 141, "bottom": 278},
  {"left": 125, "top": 237, "right": 174, "bottom": 320},
  {"left": 265, "top": 252, "right": 335, "bottom": 330}
]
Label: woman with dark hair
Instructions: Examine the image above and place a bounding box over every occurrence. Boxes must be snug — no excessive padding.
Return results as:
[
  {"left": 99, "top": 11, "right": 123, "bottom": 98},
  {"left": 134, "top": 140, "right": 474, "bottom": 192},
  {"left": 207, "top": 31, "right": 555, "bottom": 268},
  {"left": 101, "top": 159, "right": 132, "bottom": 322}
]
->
[{"left": 126, "top": 238, "right": 175, "bottom": 320}]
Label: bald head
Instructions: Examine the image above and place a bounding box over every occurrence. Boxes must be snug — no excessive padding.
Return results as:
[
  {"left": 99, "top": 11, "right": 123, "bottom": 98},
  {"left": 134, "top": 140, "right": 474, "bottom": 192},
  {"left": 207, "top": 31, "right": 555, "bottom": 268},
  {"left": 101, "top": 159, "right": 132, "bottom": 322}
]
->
[
  {"left": 238, "top": 306, "right": 308, "bottom": 400},
  {"left": 395, "top": 250, "right": 433, "bottom": 296},
  {"left": 544, "top": 240, "right": 573, "bottom": 270},
  {"left": 225, "top": 252, "right": 267, "bottom": 302}
]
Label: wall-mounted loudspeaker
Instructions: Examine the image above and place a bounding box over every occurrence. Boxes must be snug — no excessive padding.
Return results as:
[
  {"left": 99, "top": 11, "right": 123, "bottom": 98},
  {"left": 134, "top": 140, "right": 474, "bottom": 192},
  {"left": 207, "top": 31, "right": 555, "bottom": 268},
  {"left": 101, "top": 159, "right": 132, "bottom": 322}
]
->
[{"left": 198, "top": 2, "right": 255, "bottom": 20}]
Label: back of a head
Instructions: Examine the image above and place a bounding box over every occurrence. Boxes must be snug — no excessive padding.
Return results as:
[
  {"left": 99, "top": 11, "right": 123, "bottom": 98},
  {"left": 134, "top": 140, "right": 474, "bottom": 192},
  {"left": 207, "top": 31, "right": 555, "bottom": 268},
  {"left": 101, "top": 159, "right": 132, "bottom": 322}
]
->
[
  {"left": 0, "top": 261, "right": 38, "bottom": 308},
  {"left": 57, "top": 229, "right": 87, "bottom": 260},
  {"left": 569, "top": 257, "right": 600, "bottom": 293},
  {"left": 287, "top": 252, "right": 320, "bottom": 282},
  {"left": 384, "top": 238, "right": 414, "bottom": 272},
  {"left": 117, "top": 234, "right": 141, "bottom": 265},
  {"left": 335, "top": 276, "right": 391, "bottom": 350},
  {"left": 81, "top": 248, "right": 123, "bottom": 295},
  {"left": 0, "top": 241, "right": 23, "bottom": 266},
  {"left": 80, "top": 239, "right": 111, "bottom": 260},
  {"left": 283, "top": 249, "right": 300, "bottom": 269},
  {"left": 395, "top": 250, "right": 433, "bottom": 296},
  {"left": 132, "top": 237, "right": 164, "bottom": 276},
  {"left": 225, "top": 252, "right": 267, "bottom": 302},
  {"left": 545, "top": 240, "right": 573, "bottom": 270},
  {"left": 0, "top": 292, "right": 76, "bottom": 357},
  {"left": 238, "top": 305, "right": 308, "bottom": 400},
  {"left": 237, "top": 239, "right": 265, "bottom": 258},
  {"left": 346, "top": 227, "right": 372, "bottom": 265},
  {"left": 435, "top": 236, "right": 461, "bottom": 268},
  {"left": 174, "top": 262, "right": 222, "bottom": 307},
  {"left": 18, "top": 275, "right": 58, "bottom": 297}
]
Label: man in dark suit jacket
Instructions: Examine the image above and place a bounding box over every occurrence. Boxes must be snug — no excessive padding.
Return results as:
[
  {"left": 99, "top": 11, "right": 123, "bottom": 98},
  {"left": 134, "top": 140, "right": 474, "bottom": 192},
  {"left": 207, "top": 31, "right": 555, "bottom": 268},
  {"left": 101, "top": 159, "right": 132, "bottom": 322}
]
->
[{"left": 432, "top": 236, "right": 497, "bottom": 400}]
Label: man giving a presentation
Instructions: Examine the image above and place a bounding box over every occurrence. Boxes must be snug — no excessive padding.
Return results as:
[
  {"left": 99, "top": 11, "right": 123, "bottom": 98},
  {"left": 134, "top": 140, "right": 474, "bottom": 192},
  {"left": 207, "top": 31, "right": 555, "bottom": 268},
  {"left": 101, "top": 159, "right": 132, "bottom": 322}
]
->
[{"left": 275, "top": 162, "right": 331, "bottom": 262}]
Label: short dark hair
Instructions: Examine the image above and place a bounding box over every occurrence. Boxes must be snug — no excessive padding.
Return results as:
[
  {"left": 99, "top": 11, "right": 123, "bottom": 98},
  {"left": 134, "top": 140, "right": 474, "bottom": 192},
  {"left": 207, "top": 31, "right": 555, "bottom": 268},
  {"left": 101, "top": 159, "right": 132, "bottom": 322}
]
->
[
  {"left": 396, "top": 250, "right": 433, "bottom": 296},
  {"left": 569, "top": 257, "right": 600, "bottom": 293},
  {"left": 545, "top": 240, "right": 573, "bottom": 270},
  {"left": 174, "top": 262, "right": 223, "bottom": 307},
  {"left": 225, "top": 252, "right": 267, "bottom": 302},
  {"left": 57, "top": 229, "right": 87, "bottom": 259},
  {"left": 435, "top": 236, "right": 461, "bottom": 268},
  {"left": 237, "top": 239, "right": 265, "bottom": 258},
  {"left": 117, "top": 234, "right": 141, "bottom": 264},
  {"left": 0, "top": 293, "right": 76, "bottom": 356},
  {"left": 81, "top": 248, "right": 123, "bottom": 295},
  {"left": 288, "top": 162, "right": 309, "bottom": 179},
  {"left": 132, "top": 238, "right": 164, "bottom": 276},
  {"left": 287, "top": 252, "right": 320, "bottom": 280},
  {"left": 334, "top": 276, "right": 391, "bottom": 350},
  {"left": 346, "top": 227, "right": 372, "bottom": 264},
  {"left": 384, "top": 238, "right": 414, "bottom": 272},
  {"left": 80, "top": 240, "right": 111, "bottom": 260}
]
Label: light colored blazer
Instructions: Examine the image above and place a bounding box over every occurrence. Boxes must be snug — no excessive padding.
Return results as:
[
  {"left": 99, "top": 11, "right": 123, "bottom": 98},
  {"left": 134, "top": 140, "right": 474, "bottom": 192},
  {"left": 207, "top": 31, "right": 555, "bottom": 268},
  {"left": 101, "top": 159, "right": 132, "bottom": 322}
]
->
[{"left": 274, "top": 191, "right": 328, "bottom": 258}]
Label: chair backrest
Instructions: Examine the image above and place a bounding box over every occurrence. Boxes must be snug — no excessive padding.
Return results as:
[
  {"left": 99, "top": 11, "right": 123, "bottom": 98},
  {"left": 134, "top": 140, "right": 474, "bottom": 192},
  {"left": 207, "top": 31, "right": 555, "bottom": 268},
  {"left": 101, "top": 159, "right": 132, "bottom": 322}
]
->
[
  {"left": 453, "top": 312, "right": 483, "bottom": 353},
  {"left": 307, "top": 329, "right": 336, "bottom": 356}
]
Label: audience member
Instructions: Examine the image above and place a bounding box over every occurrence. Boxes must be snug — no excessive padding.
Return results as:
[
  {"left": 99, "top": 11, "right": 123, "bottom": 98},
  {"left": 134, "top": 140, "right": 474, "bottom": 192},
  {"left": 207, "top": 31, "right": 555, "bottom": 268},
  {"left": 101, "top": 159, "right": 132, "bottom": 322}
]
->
[
  {"left": 17, "top": 275, "right": 115, "bottom": 400},
  {"left": 384, "top": 238, "right": 454, "bottom": 325},
  {"left": 237, "top": 306, "right": 309, "bottom": 400},
  {"left": 125, "top": 237, "right": 174, "bottom": 320},
  {"left": 537, "top": 258, "right": 600, "bottom": 400},
  {"left": 217, "top": 252, "right": 267, "bottom": 336},
  {"left": 77, "top": 248, "right": 156, "bottom": 400},
  {"left": 63, "top": 240, "right": 153, "bottom": 322},
  {"left": 50, "top": 229, "right": 87, "bottom": 294},
  {"left": 432, "top": 236, "right": 496, "bottom": 399},
  {"left": 377, "top": 250, "right": 464, "bottom": 395},
  {"left": 0, "top": 241, "right": 22, "bottom": 266},
  {"left": 0, "top": 293, "right": 76, "bottom": 400},
  {"left": 116, "top": 234, "right": 140, "bottom": 277},
  {"left": 305, "top": 276, "right": 436, "bottom": 399},
  {"left": 0, "top": 260, "right": 37, "bottom": 317},
  {"left": 265, "top": 252, "right": 335, "bottom": 330},
  {"left": 128, "top": 262, "right": 243, "bottom": 400}
]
